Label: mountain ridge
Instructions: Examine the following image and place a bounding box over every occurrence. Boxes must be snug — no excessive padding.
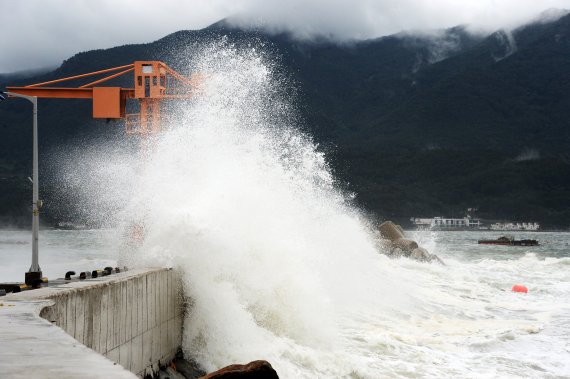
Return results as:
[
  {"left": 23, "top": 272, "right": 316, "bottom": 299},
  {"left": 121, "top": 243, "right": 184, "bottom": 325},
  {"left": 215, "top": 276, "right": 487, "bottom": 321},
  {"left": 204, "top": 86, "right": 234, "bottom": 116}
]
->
[{"left": 1, "top": 12, "right": 569, "bottom": 228}]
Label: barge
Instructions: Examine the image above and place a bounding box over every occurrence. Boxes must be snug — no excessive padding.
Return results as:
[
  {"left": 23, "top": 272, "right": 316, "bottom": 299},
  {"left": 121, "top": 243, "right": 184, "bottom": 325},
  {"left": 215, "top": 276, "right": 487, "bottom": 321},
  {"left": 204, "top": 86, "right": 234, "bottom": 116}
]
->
[{"left": 478, "top": 236, "right": 539, "bottom": 246}]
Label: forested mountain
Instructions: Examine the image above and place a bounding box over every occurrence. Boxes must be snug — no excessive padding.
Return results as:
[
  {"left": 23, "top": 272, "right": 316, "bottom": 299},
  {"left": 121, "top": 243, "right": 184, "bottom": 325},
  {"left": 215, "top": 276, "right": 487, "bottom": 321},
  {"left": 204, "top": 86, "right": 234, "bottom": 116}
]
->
[{"left": 1, "top": 11, "right": 570, "bottom": 228}]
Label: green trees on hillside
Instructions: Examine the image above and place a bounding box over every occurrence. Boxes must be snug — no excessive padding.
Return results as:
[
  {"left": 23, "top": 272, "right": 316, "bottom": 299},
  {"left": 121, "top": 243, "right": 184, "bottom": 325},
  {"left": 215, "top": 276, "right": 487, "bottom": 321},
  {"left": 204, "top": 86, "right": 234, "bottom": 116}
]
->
[{"left": 1, "top": 16, "right": 570, "bottom": 228}]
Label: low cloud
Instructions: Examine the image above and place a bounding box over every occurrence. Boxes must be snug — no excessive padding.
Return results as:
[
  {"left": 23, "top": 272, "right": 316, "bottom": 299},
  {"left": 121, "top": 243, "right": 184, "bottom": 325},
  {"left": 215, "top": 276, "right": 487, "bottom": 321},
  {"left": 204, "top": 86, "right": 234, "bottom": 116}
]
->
[
  {"left": 228, "top": 0, "right": 570, "bottom": 40},
  {"left": 0, "top": 0, "right": 236, "bottom": 73},
  {"left": 1, "top": 0, "right": 569, "bottom": 73},
  {"left": 514, "top": 149, "right": 541, "bottom": 162}
]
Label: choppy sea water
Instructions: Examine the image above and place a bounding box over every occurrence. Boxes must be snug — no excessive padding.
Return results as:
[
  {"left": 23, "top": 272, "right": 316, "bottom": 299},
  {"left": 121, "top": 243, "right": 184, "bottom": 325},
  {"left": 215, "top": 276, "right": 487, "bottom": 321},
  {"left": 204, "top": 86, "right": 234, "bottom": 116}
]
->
[
  {"left": 0, "top": 229, "right": 117, "bottom": 282},
  {"left": 1, "top": 229, "right": 568, "bottom": 378}
]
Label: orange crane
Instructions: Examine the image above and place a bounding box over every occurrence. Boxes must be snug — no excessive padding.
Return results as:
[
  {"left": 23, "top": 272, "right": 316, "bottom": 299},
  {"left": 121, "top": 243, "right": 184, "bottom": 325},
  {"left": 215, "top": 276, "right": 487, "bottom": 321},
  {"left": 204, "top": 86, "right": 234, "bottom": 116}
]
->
[{"left": 6, "top": 61, "right": 200, "bottom": 135}]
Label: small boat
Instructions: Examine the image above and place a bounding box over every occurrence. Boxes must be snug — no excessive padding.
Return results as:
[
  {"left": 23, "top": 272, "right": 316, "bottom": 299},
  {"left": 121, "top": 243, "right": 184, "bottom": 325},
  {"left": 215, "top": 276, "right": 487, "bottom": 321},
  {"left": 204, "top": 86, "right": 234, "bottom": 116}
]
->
[{"left": 478, "top": 236, "right": 539, "bottom": 246}]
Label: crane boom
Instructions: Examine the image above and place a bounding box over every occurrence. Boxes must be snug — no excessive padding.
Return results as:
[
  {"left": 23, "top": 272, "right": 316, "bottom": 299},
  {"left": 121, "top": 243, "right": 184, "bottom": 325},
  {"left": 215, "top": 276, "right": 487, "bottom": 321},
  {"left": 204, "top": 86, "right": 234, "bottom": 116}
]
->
[{"left": 6, "top": 61, "right": 198, "bottom": 135}]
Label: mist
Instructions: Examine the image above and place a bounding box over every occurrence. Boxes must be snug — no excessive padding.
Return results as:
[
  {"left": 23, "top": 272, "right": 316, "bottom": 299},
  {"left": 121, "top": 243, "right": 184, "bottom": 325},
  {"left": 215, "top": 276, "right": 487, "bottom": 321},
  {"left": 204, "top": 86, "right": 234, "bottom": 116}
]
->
[{"left": 1, "top": 0, "right": 569, "bottom": 73}]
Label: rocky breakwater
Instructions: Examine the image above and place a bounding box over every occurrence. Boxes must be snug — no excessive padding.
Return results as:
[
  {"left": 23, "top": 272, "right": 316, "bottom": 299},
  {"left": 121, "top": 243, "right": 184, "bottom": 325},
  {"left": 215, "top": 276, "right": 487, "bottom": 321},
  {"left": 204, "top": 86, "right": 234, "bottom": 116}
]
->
[
  {"left": 199, "top": 360, "right": 279, "bottom": 378},
  {"left": 164, "top": 358, "right": 279, "bottom": 378},
  {"left": 379, "top": 221, "right": 444, "bottom": 264}
]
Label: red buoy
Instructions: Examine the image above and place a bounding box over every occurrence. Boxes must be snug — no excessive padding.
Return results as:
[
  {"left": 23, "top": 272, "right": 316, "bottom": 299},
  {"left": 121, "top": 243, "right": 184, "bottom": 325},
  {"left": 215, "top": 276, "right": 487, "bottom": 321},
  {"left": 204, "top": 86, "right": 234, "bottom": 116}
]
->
[{"left": 512, "top": 284, "right": 528, "bottom": 293}]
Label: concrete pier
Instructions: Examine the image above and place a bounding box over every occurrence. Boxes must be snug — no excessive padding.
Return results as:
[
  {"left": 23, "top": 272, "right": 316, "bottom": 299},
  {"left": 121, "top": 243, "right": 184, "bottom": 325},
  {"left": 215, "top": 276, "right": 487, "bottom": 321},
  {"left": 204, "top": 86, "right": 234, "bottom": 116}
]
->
[{"left": 0, "top": 267, "right": 183, "bottom": 378}]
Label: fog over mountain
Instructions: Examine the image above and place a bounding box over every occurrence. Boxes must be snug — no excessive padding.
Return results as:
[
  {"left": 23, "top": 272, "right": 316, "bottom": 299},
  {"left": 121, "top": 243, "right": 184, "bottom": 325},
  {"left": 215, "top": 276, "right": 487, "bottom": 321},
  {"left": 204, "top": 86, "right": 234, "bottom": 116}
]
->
[
  {"left": 1, "top": 8, "right": 570, "bottom": 228},
  {"left": 1, "top": 0, "right": 569, "bottom": 72}
]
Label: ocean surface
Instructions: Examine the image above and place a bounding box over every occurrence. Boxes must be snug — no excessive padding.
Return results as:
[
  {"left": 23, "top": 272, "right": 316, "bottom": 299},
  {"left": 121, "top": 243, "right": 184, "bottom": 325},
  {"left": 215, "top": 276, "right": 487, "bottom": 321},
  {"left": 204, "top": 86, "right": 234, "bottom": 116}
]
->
[
  {"left": 1, "top": 229, "right": 568, "bottom": 378},
  {"left": 0, "top": 229, "right": 117, "bottom": 282},
  {"left": 2, "top": 41, "right": 569, "bottom": 378}
]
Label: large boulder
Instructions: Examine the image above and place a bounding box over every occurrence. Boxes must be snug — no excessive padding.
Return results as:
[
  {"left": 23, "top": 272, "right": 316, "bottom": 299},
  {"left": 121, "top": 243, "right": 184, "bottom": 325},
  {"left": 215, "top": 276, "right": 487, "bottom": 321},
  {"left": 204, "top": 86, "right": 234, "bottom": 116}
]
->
[
  {"left": 379, "top": 220, "right": 405, "bottom": 241},
  {"left": 199, "top": 360, "right": 279, "bottom": 379},
  {"left": 391, "top": 238, "right": 419, "bottom": 252},
  {"left": 409, "top": 247, "right": 445, "bottom": 263},
  {"left": 378, "top": 221, "right": 444, "bottom": 264}
]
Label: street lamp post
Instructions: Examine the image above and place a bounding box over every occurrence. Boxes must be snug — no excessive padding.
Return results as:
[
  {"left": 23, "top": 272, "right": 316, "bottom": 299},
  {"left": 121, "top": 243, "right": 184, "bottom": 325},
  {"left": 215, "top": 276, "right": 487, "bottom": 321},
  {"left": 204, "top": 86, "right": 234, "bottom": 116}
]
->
[{"left": 0, "top": 91, "right": 42, "bottom": 285}]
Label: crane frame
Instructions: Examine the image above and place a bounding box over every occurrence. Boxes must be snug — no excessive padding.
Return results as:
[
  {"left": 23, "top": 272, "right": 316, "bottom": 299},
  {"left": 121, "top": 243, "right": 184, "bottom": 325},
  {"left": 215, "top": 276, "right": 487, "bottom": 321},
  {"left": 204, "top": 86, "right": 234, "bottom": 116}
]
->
[{"left": 7, "top": 61, "right": 199, "bottom": 135}]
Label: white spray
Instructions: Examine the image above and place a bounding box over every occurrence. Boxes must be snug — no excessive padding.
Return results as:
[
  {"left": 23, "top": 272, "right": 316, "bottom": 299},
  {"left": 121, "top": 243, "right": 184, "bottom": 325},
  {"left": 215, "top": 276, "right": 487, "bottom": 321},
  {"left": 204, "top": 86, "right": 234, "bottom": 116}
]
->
[
  {"left": 111, "top": 40, "right": 413, "bottom": 376},
  {"left": 50, "top": 40, "right": 570, "bottom": 378}
]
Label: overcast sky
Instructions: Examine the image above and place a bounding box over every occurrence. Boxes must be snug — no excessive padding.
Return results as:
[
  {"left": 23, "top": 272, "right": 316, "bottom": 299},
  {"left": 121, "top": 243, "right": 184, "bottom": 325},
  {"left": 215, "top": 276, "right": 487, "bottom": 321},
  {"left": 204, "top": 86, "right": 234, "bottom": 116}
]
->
[{"left": 1, "top": 0, "right": 569, "bottom": 73}]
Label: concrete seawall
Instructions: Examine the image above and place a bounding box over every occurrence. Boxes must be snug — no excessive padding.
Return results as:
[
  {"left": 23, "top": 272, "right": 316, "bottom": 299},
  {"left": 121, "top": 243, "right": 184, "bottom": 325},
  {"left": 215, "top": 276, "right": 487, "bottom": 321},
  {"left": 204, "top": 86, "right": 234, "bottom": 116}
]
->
[{"left": 0, "top": 267, "right": 184, "bottom": 378}]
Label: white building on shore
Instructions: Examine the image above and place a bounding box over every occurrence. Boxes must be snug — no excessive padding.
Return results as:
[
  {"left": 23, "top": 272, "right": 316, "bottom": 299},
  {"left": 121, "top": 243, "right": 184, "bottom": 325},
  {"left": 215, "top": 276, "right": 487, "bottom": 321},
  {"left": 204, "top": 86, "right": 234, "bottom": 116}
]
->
[
  {"left": 411, "top": 216, "right": 482, "bottom": 230},
  {"left": 411, "top": 217, "right": 540, "bottom": 231},
  {"left": 490, "top": 222, "right": 540, "bottom": 231}
]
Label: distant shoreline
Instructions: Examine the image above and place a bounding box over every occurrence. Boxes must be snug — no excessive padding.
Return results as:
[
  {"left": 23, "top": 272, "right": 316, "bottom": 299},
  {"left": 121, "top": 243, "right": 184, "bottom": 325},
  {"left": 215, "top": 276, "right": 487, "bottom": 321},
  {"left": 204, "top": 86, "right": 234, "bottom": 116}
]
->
[{"left": 408, "top": 228, "right": 570, "bottom": 233}]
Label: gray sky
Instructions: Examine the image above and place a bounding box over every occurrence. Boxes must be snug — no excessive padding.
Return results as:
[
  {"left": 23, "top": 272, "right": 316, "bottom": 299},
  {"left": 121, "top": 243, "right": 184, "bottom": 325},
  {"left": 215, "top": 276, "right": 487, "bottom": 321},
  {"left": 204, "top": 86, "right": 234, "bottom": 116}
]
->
[{"left": 1, "top": 0, "right": 569, "bottom": 73}]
